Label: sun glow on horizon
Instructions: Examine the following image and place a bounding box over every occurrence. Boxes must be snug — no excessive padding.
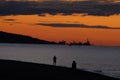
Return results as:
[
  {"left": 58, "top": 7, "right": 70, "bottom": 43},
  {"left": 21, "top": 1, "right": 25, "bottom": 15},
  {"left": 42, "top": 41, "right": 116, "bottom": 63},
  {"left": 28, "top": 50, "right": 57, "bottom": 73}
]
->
[{"left": 0, "top": 14, "right": 120, "bottom": 46}]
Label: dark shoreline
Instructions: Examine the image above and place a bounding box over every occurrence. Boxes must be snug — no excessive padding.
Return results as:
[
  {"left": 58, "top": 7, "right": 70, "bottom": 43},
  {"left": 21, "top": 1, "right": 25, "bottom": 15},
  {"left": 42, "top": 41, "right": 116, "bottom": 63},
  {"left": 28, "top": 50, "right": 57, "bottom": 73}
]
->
[
  {"left": 0, "top": 31, "right": 91, "bottom": 46},
  {"left": 0, "top": 59, "right": 119, "bottom": 80}
]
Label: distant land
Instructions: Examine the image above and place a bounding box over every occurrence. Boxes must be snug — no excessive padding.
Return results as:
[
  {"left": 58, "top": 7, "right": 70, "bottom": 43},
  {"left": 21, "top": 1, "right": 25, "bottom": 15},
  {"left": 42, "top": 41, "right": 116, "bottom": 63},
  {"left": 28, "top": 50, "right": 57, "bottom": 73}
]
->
[
  {"left": 0, "top": 31, "right": 57, "bottom": 44},
  {"left": 0, "top": 31, "right": 91, "bottom": 46}
]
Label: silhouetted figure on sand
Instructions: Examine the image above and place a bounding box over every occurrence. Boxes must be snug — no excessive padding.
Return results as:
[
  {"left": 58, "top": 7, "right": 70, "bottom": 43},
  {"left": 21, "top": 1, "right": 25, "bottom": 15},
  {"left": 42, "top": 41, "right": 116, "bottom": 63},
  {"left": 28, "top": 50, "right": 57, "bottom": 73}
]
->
[
  {"left": 72, "top": 60, "right": 77, "bottom": 70},
  {"left": 53, "top": 56, "right": 57, "bottom": 66}
]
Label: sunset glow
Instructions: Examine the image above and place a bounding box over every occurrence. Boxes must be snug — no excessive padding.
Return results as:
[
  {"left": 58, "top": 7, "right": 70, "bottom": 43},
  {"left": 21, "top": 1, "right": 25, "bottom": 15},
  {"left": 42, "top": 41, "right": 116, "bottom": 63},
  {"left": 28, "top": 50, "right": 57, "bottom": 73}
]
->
[{"left": 0, "top": 14, "right": 120, "bottom": 46}]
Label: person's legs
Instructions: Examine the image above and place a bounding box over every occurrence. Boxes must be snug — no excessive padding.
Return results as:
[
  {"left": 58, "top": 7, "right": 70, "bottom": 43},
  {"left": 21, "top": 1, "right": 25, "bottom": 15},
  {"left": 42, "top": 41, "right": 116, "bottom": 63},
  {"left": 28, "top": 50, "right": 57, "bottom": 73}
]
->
[{"left": 54, "top": 61, "right": 56, "bottom": 65}]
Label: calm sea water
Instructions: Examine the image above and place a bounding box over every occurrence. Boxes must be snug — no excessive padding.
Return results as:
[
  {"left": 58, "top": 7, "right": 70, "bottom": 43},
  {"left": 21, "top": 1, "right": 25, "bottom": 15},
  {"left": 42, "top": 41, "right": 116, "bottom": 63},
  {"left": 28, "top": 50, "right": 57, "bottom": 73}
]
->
[{"left": 0, "top": 43, "right": 120, "bottom": 78}]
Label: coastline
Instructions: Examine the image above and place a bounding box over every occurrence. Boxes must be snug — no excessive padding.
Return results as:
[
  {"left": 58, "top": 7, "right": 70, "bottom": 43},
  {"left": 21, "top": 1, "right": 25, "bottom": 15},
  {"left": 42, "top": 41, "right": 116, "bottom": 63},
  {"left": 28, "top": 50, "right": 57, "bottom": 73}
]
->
[{"left": 0, "top": 59, "right": 119, "bottom": 80}]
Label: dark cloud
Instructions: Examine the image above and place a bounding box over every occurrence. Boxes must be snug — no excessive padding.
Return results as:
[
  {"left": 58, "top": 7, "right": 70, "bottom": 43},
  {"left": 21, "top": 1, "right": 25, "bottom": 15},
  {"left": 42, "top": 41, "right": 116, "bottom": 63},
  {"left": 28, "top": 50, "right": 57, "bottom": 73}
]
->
[
  {"left": 4, "top": 19, "right": 15, "bottom": 21},
  {"left": 36, "top": 23, "right": 120, "bottom": 29},
  {"left": 0, "top": 1, "right": 120, "bottom": 16}
]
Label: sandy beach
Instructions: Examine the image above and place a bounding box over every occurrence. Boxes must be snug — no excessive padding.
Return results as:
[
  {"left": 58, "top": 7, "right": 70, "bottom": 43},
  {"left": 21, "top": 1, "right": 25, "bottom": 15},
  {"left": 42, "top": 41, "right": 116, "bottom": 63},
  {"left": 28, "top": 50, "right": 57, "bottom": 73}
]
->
[{"left": 0, "top": 59, "right": 119, "bottom": 80}]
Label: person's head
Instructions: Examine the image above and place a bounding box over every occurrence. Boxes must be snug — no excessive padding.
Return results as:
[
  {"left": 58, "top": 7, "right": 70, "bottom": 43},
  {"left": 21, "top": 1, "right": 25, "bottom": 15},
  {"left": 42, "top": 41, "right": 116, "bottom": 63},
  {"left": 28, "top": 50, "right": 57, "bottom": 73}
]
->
[{"left": 73, "top": 60, "right": 75, "bottom": 63}]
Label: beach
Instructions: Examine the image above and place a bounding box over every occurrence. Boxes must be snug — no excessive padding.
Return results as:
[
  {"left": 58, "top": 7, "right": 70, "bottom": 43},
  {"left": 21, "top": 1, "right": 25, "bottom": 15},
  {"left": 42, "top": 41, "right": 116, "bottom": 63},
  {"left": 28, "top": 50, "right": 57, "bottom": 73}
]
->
[{"left": 0, "top": 59, "right": 119, "bottom": 80}]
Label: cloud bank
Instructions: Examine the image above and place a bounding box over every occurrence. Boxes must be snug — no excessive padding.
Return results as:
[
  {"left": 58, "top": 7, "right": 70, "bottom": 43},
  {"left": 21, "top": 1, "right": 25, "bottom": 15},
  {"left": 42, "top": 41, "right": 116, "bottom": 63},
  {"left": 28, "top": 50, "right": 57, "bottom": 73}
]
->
[
  {"left": 36, "top": 23, "right": 120, "bottom": 29},
  {"left": 0, "top": 1, "right": 120, "bottom": 16}
]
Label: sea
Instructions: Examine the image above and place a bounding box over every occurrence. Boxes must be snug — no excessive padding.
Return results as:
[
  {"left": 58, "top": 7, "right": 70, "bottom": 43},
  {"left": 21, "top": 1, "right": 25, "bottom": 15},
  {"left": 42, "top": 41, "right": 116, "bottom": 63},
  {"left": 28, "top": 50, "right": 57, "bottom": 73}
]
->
[{"left": 0, "top": 43, "right": 120, "bottom": 78}]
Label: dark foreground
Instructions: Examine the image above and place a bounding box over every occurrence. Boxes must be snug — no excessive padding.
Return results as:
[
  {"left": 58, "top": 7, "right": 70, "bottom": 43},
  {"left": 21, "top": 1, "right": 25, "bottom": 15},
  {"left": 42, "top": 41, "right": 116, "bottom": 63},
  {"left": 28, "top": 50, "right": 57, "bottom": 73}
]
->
[{"left": 0, "top": 59, "right": 119, "bottom": 80}]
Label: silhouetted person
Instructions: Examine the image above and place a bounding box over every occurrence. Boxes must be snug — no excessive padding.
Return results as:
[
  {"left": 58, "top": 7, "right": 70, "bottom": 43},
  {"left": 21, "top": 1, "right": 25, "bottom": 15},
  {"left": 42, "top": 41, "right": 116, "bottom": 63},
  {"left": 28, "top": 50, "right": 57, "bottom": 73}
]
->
[
  {"left": 72, "top": 60, "right": 77, "bottom": 70},
  {"left": 53, "top": 56, "right": 57, "bottom": 65}
]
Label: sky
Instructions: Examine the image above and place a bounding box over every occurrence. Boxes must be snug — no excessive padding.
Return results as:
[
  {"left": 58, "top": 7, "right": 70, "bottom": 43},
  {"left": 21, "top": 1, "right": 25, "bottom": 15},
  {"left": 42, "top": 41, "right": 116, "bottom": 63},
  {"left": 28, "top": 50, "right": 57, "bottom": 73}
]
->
[
  {"left": 0, "top": 0, "right": 120, "bottom": 46},
  {"left": 0, "top": 0, "right": 120, "bottom": 16}
]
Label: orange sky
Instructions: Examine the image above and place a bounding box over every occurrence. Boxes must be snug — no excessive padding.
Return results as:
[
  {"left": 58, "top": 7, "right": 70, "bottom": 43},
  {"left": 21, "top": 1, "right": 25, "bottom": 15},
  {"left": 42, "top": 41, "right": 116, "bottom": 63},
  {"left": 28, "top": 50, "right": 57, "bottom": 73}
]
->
[{"left": 0, "top": 14, "right": 120, "bottom": 46}]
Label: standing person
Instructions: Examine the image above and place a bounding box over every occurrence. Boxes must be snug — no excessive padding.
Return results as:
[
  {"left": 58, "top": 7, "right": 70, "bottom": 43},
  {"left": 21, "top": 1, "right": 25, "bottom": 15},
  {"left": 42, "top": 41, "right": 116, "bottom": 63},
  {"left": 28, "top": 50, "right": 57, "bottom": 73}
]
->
[
  {"left": 72, "top": 60, "right": 77, "bottom": 70},
  {"left": 53, "top": 56, "right": 57, "bottom": 66}
]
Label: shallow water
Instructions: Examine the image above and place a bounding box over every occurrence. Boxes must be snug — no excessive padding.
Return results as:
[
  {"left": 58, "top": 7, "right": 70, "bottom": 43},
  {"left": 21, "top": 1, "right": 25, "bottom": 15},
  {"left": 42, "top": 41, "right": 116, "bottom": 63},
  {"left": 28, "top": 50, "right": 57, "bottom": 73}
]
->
[{"left": 0, "top": 43, "right": 120, "bottom": 78}]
